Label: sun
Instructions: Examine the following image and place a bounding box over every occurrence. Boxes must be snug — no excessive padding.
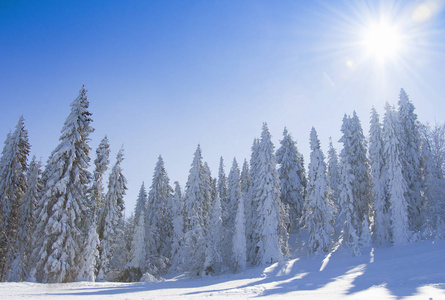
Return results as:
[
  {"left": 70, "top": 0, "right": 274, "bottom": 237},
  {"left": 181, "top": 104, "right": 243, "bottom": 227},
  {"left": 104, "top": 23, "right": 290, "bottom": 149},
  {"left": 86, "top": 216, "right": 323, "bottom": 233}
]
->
[{"left": 362, "top": 21, "right": 402, "bottom": 61}]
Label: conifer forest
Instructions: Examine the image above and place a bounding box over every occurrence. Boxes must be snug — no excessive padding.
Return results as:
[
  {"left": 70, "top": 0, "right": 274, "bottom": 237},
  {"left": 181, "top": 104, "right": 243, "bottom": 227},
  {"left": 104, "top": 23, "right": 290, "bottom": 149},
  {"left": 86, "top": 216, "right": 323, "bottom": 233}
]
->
[{"left": 1, "top": 85, "right": 445, "bottom": 284}]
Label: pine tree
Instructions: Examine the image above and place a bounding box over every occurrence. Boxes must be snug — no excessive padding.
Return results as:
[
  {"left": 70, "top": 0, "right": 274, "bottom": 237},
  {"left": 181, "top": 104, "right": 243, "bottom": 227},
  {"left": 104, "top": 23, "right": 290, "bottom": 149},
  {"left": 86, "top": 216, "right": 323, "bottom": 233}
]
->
[
  {"left": 0, "top": 116, "right": 30, "bottom": 279},
  {"left": 34, "top": 86, "right": 93, "bottom": 283},
  {"left": 128, "top": 208, "right": 146, "bottom": 270},
  {"left": 369, "top": 108, "right": 391, "bottom": 244},
  {"left": 232, "top": 192, "right": 247, "bottom": 272},
  {"left": 145, "top": 156, "right": 173, "bottom": 276},
  {"left": 247, "top": 139, "right": 260, "bottom": 264},
  {"left": 276, "top": 128, "right": 306, "bottom": 233},
  {"left": 91, "top": 136, "right": 110, "bottom": 213},
  {"left": 327, "top": 138, "right": 341, "bottom": 233},
  {"left": 383, "top": 103, "right": 411, "bottom": 245},
  {"left": 252, "top": 123, "right": 285, "bottom": 265},
  {"left": 224, "top": 158, "right": 242, "bottom": 269},
  {"left": 398, "top": 89, "right": 423, "bottom": 231},
  {"left": 204, "top": 191, "right": 223, "bottom": 275},
  {"left": 170, "top": 182, "right": 184, "bottom": 271},
  {"left": 420, "top": 124, "right": 445, "bottom": 239},
  {"left": 98, "top": 148, "right": 127, "bottom": 280},
  {"left": 338, "top": 115, "right": 361, "bottom": 255},
  {"left": 7, "top": 157, "right": 40, "bottom": 281},
  {"left": 303, "top": 128, "right": 334, "bottom": 254},
  {"left": 181, "top": 145, "right": 207, "bottom": 276},
  {"left": 77, "top": 216, "right": 100, "bottom": 282}
]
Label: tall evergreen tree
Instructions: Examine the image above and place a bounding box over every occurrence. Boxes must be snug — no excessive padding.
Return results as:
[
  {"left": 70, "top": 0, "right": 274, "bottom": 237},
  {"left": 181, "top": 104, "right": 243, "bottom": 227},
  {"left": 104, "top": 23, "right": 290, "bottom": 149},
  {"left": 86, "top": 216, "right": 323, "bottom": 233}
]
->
[
  {"left": 127, "top": 183, "right": 148, "bottom": 271},
  {"left": 327, "top": 138, "right": 340, "bottom": 224},
  {"left": 303, "top": 128, "right": 334, "bottom": 254},
  {"left": 170, "top": 182, "right": 184, "bottom": 271},
  {"left": 204, "top": 191, "right": 223, "bottom": 275},
  {"left": 383, "top": 104, "right": 411, "bottom": 245},
  {"left": 338, "top": 115, "right": 361, "bottom": 255},
  {"left": 98, "top": 148, "right": 127, "bottom": 280},
  {"left": 276, "top": 128, "right": 306, "bottom": 233},
  {"left": 232, "top": 191, "right": 247, "bottom": 272},
  {"left": 398, "top": 89, "right": 423, "bottom": 231},
  {"left": 91, "top": 136, "right": 110, "bottom": 213},
  {"left": 34, "top": 86, "right": 93, "bottom": 283},
  {"left": 181, "top": 145, "right": 207, "bottom": 276},
  {"left": 252, "top": 123, "right": 285, "bottom": 265},
  {"left": 369, "top": 108, "right": 391, "bottom": 244},
  {"left": 0, "top": 116, "right": 30, "bottom": 279},
  {"left": 225, "top": 158, "right": 242, "bottom": 269},
  {"left": 247, "top": 139, "right": 260, "bottom": 263},
  {"left": 7, "top": 157, "right": 40, "bottom": 281},
  {"left": 146, "top": 155, "right": 173, "bottom": 276}
]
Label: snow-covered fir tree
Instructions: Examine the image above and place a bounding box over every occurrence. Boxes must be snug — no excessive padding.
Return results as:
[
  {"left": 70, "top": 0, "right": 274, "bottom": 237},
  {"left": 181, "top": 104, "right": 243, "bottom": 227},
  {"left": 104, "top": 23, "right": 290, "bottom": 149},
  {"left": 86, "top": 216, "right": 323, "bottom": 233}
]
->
[
  {"left": 303, "top": 128, "right": 334, "bottom": 254},
  {"left": 204, "top": 191, "right": 223, "bottom": 275},
  {"left": 383, "top": 103, "right": 411, "bottom": 245},
  {"left": 223, "top": 158, "right": 242, "bottom": 268},
  {"left": 369, "top": 108, "right": 391, "bottom": 245},
  {"left": 338, "top": 113, "right": 372, "bottom": 241},
  {"left": 77, "top": 215, "right": 100, "bottom": 282},
  {"left": 128, "top": 183, "right": 148, "bottom": 270},
  {"left": 398, "top": 89, "right": 424, "bottom": 231},
  {"left": 276, "top": 128, "right": 306, "bottom": 233},
  {"left": 232, "top": 191, "right": 247, "bottom": 272},
  {"left": 0, "top": 116, "right": 30, "bottom": 280},
  {"left": 91, "top": 136, "right": 110, "bottom": 213},
  {"left": 181, "top": 145, "right": 207, "bottom": 276},
  {"left": 98, "top": 148, "right": 127, "bottom": 280},
  {"left": 145, "top": 155, "right": 173, "bottom": 276},
  {"left": 247, "top": 139, "right": 260, "bottom": 263},
  {"left": 170, "top": 182, "right": 184, "bottom": 271},
  {"left": 33, "top": 86, "right": 93, "bottom": 283},
  {"left": 419, "top": 124, "right": 445, "bottom": 239},
  {"left": 7, "top": 157, "right": 40, "bottom": 282},
  {"left": 252, "top": 123, "right": 286, "bottom": 265},
  {"left": 338, "top": 115, "right": 361, "bottom": 256},
  {"left": 327, "top": 138, "right": 341, "bottom": 224}
]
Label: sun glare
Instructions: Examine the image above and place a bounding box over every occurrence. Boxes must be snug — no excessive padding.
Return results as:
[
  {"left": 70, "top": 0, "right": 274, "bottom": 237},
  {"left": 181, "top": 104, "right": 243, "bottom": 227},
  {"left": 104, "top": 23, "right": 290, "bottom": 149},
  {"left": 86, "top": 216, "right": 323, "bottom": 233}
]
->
[{"left": 362, "top": 21, "right": 402, "bottom": 61}]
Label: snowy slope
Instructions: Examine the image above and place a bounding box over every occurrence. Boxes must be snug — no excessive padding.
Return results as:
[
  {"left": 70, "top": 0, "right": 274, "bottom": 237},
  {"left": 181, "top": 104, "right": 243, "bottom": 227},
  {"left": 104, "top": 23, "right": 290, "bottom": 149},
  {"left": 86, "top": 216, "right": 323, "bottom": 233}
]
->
[{"left": 1, "top": 240, "right": 444, "bottom": 299}]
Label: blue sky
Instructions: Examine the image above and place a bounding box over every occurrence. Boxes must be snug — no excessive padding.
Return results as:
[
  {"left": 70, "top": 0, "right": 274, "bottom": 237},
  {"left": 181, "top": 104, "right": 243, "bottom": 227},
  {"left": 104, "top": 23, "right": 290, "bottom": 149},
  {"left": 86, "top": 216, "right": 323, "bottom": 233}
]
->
[{"left": 1, "top": 0, "right": 445, "bottom": 212}]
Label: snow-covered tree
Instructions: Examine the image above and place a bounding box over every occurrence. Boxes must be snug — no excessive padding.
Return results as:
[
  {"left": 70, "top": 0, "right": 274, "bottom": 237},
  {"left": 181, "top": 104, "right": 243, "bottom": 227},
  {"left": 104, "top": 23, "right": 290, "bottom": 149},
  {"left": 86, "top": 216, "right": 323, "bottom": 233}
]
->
[
  {"left": 91, "top": 136, "right": 110, "bottom": 213},
  {"left": 369, "top": 108, "right": 391, "bottom": 245},
  {"left": 419, "top": 124, "right": 445, "bottom": 239},
  {"left": 128, "top": 183, "right": 147, "bottom": 270},
  {"left": 303, "top": 128, "right": 334, "bottom": 254},
  {"left": 98, "top": 148, "right": 127, "bottom": 280},
  {"left": 223, "top": 158, "right": 242, "bottom": 268},
  {"left": 398, "top": 89, "right": 423, "bottom": 231},
  {"left": 327, "top": 138, "right": 341, "bottom": 231},
  {"left": 0, "top": 116, "right": 30, "bottom": 279},
  {"left": 145, "top": 155, "right": 173, "bottom": 276},
  {"left": 252, "top": 123, "right": 285, "bottom": 265},
  {"left": 247, "top": 139, "right": 260, "bottom": 263},
  {"left": 128, "top": 208, "right": 146, "bottom": 270},
  {"left": 232, "top": 192, "right": 246, "bottom": 272},
  {"left": 33, "top": 86, "right": 93, "bottom": 283},
  {"left": 276, "top": 128, "right": 306, "bottom": 232},
  {"left": 204, "top": 191, "right": 223, "bottom": 275},
  {"left": 338, "top": 113, "right": 372, "bottom": 240},
  {"left": 181, "top": 145, "right": 207, "bottom": 276},
  {"left": 383, "top": 103, "right": 411, "bottom": 245},
  {"left": 7, "top": 157, "right": 40, "bottom": 282},
  {"left": 77, "top": 216, "right": 100, "bottom": 282},
  {"left": 170, "top": 182, "right": 184, "bottom": 271},
  {"left": 338, "top": 115, "right": 361, "bottom": 256}
]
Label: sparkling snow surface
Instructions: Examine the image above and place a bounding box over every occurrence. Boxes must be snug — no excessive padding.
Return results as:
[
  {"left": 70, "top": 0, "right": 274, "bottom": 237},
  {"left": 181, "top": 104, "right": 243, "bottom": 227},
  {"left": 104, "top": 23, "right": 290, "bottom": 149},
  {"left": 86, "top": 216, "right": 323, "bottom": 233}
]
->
[{"left": 1, "top": 240, "right": 444, "bottom": 299}]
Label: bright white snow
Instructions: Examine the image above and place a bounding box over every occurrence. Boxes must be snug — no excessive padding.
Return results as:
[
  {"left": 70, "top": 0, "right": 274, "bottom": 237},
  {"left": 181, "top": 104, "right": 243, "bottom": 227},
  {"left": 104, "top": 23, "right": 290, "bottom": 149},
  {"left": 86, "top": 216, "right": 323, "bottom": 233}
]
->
[{"left": 2, "top": 240, "right": 444, "bottom": 299}]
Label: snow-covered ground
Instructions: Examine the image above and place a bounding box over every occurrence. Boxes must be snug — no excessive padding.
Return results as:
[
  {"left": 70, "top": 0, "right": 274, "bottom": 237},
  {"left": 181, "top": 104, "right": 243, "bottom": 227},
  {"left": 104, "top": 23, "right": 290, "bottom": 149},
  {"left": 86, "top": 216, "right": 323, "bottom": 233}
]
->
[{"left": 1, "top": 240, "right": 444, "bottom": 299}]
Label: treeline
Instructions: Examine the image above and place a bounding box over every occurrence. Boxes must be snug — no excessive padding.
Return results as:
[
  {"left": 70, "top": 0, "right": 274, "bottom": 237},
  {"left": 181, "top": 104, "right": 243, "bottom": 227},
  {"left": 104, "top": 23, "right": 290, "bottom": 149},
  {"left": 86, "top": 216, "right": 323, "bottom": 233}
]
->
[{"left": 0, "top": 87, "right": 444, "bottom": 283}]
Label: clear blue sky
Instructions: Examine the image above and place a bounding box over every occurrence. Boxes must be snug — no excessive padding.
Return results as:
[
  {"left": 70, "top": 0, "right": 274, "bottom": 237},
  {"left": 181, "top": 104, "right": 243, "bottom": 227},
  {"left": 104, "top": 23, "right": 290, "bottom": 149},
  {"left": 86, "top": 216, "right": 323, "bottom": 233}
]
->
[{"left": 1, "top": 0, "right": 445, "bottom": 213}]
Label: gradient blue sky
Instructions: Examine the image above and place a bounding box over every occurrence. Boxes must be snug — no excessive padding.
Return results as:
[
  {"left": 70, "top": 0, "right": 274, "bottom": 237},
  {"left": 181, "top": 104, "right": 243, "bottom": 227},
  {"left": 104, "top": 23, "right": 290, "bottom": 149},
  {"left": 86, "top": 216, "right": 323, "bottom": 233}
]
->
[{"left": 1, "top": 0, "right": 445, "bottom": 213}]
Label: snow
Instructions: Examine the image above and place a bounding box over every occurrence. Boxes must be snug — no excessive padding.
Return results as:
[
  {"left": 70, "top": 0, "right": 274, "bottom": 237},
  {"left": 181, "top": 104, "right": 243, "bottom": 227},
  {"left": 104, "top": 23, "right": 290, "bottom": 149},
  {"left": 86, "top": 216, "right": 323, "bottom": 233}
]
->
[{"left": 2, "top": 239, "right": 444, "bottom": 299}]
